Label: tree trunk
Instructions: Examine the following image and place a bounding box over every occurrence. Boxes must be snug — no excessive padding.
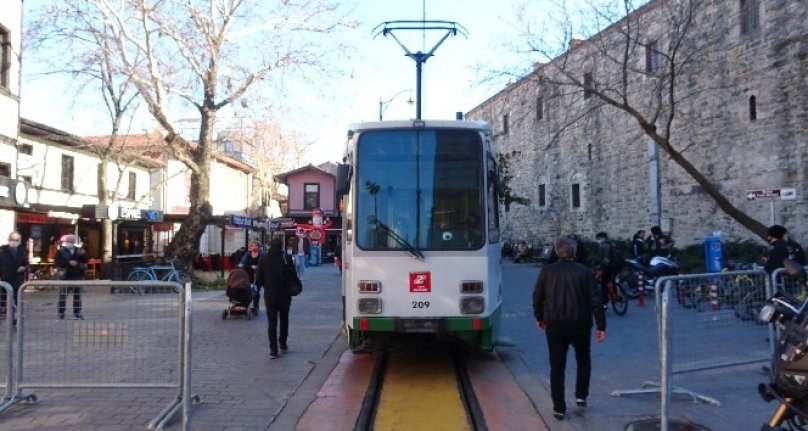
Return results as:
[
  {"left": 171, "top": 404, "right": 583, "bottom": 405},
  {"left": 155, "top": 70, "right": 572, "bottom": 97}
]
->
[{"left": 645, "top": 127, "right": 769, "bottom": 241}]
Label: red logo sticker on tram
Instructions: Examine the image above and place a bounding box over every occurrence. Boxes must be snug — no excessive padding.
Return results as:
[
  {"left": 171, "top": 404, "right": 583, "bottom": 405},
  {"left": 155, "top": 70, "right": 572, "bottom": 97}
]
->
[{"left": 409, "top": 272, "right": 431, "bottom": 293}]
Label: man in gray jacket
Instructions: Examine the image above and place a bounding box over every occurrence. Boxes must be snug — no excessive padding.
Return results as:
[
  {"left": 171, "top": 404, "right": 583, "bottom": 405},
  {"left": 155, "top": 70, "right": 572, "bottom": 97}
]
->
[{"left": 533, "top": 237, "right": 606, "bottom": 421}]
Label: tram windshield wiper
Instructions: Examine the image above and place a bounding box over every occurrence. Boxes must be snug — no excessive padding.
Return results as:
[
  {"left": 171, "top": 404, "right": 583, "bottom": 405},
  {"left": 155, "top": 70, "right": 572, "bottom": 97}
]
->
[{"left": 368, "top": 216, "right": 424, "bottom": 260}]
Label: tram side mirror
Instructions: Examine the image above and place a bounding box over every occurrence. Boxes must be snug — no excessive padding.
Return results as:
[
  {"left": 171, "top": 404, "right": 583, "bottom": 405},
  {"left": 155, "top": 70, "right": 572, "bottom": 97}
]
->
[{"left": 336, "top": 163, "right": 351, "bottom": 196}]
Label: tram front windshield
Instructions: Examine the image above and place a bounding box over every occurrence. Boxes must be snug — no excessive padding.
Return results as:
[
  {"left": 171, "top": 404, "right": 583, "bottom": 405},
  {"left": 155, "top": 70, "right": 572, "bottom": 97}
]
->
[{"left": 355, "top": 128, "right": 485, "bottom": 251}]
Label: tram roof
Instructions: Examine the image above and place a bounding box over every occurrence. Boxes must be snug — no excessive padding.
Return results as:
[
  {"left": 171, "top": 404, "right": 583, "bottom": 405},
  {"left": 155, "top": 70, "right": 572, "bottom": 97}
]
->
[{"left": 347, "top": 119, "right": 490, "bottom": 133}]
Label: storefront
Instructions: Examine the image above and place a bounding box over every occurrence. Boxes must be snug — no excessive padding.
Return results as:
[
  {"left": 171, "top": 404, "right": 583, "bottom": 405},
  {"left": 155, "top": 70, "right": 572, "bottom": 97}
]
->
[{"left": 15, "top": 210, "right": 77, "bottom": 263}]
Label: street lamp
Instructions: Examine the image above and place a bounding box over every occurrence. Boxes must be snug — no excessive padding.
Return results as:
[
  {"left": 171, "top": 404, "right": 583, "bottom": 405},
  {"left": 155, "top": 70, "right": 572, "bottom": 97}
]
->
[{"left": 378, "top": 90, "right": 414, "bottom": 121}]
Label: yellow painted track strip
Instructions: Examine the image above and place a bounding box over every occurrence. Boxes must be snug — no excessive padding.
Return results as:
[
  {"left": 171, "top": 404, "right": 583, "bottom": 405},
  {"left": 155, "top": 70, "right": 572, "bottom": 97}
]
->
[{"left": 374, "top": 349, "right": 471, "bottom": 431}]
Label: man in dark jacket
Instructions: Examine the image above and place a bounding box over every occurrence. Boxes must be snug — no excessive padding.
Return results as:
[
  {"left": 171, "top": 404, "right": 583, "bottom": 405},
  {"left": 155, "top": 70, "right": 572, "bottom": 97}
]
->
[
  {"left": 0, "top": 231, "right": 29, "bottom": 321},
  {"left": 255, "top": 238, "right": 296, "bottom": 359},
  {"left": 55, "top": 234, "right": 88, "bottom": 320},
  {"left": 533, "top": 237, "right": 606, "bottom": 421},
  {"left": 764, "top": 224, "right": 806, "bottom": 274}
]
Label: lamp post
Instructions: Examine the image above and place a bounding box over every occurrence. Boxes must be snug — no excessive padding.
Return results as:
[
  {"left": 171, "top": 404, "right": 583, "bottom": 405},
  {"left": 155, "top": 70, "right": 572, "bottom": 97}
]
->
[{"left": 378, "top": 90, "right": 413, "bottom": 121}]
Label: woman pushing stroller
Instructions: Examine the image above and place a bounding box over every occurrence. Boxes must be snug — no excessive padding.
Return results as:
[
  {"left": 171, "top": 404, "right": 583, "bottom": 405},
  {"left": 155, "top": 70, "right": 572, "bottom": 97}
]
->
[{"left": 238, "top": 240, "right": 263, "bottom": 316}]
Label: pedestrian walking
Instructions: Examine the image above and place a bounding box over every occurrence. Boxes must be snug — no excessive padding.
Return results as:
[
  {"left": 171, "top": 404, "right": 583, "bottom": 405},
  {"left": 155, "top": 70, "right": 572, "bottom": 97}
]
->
[
  {"left": 294, "top": 229, "right": 307, "bottom": 278},
  {"left": 0, "top": 231, "right": 29, "bottom": 324},
  {"left": 255, "top": 238, "right": 296, "bottom": 359},
  {"left": 533, "top": 237, "right": 606, "bottom": 421},
  {"left": 55, "top": 235, "right": 88, "bottom": 320},
  {"left": 239, "top": 240, "right": 263, "bottom": 316}
]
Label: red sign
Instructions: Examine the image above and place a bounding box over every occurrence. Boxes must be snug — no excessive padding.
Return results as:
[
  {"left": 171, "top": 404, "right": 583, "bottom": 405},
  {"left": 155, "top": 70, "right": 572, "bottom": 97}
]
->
[
  {"left": 409, "top": 271, "right": 431, "bottom": 293},
  {"left": 16, "top": 212, "right": 49, "bottom": 224}
]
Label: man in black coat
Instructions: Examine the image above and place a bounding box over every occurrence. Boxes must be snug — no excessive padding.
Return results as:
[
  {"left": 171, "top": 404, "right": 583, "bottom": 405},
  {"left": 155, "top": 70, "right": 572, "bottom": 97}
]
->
[
  {"left": 255, "top": 238, "right": 296, "bottom": 359},
  {"left": 0, "top": 231, "right": 29, "bottom": 320},
  {"left": 55, "top": 234, "right": 88, "bottom": 320},
  {"left": 533, "top": 237, "right": 607, "bottom": 421},
  {"left": 764, "top": 224, "right": 806, "bottom": 274}
]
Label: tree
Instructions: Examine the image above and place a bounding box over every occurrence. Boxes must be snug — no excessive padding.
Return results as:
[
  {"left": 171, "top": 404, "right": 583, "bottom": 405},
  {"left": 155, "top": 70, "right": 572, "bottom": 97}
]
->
[
  {"left": 510, "top": 0, "right": 769, "bottom": 240},
  {"left": 25, "top": 2, "right": 165, "bottom": 262},
  {"left": 80, "top": 0, "right": 354, "bottom": 267}
]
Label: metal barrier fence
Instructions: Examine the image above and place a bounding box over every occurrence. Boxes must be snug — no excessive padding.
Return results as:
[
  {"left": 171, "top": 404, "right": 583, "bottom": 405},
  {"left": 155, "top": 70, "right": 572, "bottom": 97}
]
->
[
  {"left": 0, "top": 282, "right": 12, "bottom": 404},
  {"left": 0, "top": 280, "right": 198, "bottom": 430},
  {"left": 612, "top": 270, "right": 772, "bottom": 431}
]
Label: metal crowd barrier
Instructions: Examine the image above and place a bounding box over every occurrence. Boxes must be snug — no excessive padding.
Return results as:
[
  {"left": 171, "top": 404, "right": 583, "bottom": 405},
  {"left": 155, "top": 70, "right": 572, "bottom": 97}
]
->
[
  {"left": 0, "top": 282, "right": 13, "bottom": 405},
  {"left": 612, "top": 270, "right": 771, "bottom": 431},
  {"left": 0, "top": 280, "right": 198, "bottom": 430}
]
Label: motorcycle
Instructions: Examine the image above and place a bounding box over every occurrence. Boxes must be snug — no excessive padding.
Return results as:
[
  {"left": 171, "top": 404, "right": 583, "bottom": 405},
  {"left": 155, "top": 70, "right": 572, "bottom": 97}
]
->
[
  {"left": 615, "top": 255, "right": 680, "bottom": 299},
  {"left": 758, "top": 262, "right": 808, "bottom": 430}
]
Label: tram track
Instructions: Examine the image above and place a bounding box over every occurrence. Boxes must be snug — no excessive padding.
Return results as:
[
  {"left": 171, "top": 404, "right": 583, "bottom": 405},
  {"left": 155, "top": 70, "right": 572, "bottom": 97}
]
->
[{"left": 356, "top": 344, "right": 487, "bottom": 431}]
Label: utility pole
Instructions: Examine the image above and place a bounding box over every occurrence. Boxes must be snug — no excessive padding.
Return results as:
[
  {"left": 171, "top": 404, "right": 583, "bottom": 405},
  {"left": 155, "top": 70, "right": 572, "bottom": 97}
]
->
[{"left": 373, "top": 21, "right": 467, "bottom": 120}]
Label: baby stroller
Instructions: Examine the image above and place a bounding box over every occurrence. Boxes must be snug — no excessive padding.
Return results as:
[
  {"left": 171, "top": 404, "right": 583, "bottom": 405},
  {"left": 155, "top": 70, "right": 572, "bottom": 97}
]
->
[{"left": 223, "top": 268, "right": 255, "bottom": 320}]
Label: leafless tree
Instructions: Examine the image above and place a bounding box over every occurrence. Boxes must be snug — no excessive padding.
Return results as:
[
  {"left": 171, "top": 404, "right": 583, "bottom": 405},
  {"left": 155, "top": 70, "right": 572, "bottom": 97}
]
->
[
  {"left": 509, "top": 0, "right": 768, "bottom": 239},
  {"left": 25, "top": 2, "right": 167, "bottom": 262},
  {"left": 72, "top": 0, "right": 354, "bottom": 266}
]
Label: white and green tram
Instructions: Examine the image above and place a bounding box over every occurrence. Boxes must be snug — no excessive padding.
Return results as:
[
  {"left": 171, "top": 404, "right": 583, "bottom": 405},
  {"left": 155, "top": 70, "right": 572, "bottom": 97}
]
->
[{"left": 336, "top": 119, "right": 503, "bottom": 352}]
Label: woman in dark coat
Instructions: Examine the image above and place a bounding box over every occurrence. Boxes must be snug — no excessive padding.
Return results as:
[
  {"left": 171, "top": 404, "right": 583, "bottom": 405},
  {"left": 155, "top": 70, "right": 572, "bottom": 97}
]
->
[{"left": 255, "top": 239, "right": 295, "bottom": 359}]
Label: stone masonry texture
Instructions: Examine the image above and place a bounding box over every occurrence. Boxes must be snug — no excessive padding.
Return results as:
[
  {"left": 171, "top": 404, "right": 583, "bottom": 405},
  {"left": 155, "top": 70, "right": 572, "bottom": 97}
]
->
[{"left": 466, "top": 0, "right": 807, "bottom": 248}]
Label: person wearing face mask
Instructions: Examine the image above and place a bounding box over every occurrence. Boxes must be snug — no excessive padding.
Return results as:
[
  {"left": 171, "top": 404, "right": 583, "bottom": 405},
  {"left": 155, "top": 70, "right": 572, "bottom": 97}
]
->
[
  {"left": 238, "top": 240, "right": 263, "bottom": 316},
  {"left": 0, "top": 231, "right": 29, "bottom": 323},
  {"left": 54, "top": 234, "right": 88, "bottom": 320}
]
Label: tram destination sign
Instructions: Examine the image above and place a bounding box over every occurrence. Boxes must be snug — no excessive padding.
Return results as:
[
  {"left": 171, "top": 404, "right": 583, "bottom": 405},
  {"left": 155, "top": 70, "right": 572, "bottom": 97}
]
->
[{"left": 746, "top": 188, "right": 796, "bottom": 201}]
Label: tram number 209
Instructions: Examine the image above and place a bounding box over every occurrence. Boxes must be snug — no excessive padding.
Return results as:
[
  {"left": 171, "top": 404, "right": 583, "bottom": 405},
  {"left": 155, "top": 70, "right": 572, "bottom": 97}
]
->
[{"left": 411, "top": 301, "right": 430, "bottom": 309}]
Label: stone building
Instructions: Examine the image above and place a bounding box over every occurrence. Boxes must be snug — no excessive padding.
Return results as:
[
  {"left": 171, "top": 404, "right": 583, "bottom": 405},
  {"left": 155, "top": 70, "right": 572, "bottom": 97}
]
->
[{"left": 466, "top": 0, "right": 807, "bottom": 247}]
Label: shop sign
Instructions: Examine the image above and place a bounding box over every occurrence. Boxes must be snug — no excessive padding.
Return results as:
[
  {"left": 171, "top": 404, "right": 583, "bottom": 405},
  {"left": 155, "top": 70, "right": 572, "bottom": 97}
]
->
[
  {"left": 0, "top": 178, "right": 28, "bottom": 207},
  {"left": 16, "top": 212, "right": 49, "bottom": 224},
  {"left": 228, "top": 214, "right": 252, "bottom": 228},
  {"left": 105, "top": 206, "right": 165, "bottom": 222}
]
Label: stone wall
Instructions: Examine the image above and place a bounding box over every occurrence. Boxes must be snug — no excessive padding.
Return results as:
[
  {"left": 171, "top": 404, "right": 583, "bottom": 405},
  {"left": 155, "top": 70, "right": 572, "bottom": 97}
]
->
[{"left": 467, "top": 0, "right": 808, "bottom": 248}]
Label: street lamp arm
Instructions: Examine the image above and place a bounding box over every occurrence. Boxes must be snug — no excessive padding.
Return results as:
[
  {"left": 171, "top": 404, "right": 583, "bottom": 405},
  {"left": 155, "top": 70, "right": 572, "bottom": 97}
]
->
[{"left": 379, "top": 89, "right": 413, "bottom": 121}]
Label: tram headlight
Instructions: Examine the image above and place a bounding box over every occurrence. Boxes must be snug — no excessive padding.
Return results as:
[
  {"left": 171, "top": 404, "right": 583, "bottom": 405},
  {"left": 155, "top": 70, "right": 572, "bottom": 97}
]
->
[
  {"left": 460, "top": 281, "right": 483, "bottom": 294},
  {"left": 460, "top": 296, "right": 485, "bottom": 314},
  {"left": 358, "top": 298, "right": 382, "bottom": 314},
  {"left": 358, "top": 280, "right": 381, "bottom": 293}
]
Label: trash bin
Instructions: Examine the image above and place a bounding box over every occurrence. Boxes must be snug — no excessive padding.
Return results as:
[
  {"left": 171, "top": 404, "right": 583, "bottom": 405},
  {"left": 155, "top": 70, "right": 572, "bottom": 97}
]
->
[{"left": 704, "top": 235, "right": 724, "bottom": 273}]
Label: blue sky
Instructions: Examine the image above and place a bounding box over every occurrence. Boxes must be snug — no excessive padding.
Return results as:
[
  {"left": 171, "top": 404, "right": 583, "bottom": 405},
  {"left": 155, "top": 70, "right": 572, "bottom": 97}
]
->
[{"left": 19, "top": 1, "right": 549, "bottom": 164}]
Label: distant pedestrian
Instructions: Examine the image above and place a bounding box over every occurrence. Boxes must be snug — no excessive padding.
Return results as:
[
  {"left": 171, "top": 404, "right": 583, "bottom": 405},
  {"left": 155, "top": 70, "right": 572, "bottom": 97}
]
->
[
  {"left": 631, "top": 230, "right": 646, "bottom": 260},
  {"left": 255, "top": 238, "right": 296, "bottom": 359},
  {"left": 645, "top": 226, "right": 673, "bottom": 258},
  {"left": 594, "top": 232, "right": 619, "bottom": 307},
  {"left": 0, "top": 231, "right": 29, "bottom": 323},
  {"left": 55, "top": 235, "right": 88, "bottom": 320},
  {"left": 533, "top": 237, "right": 606, "bottom": 421},
  {"left": 239, "top": 240, "right": 263, "bottom": 316},
  {"left": 764, "top": 225, "right": 806, "bottom": 274},
  {"left": 295, "top": 245, "right": 306, "bottom": 277}
]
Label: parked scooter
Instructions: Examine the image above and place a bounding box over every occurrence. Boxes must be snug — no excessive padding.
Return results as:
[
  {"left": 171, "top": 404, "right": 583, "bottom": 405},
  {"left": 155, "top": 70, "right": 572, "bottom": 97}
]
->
[
  {"left": 757, "top": 262, "right": 808, "bottom": 430},
  {"left": 615, "top": 255, "right": 680, "bottom": 299}
]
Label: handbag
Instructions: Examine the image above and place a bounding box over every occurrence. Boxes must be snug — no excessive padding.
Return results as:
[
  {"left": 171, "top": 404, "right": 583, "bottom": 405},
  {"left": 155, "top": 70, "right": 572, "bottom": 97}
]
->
[{"left": 284, "top": 254, "right": 303, "bottom": 296}]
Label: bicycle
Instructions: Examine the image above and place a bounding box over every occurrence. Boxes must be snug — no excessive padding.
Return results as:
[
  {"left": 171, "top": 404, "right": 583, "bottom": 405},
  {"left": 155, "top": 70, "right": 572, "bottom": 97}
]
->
[
  {"left": 125, "top": 260, "right": 191, "bottom": 294},
  {"left": 596, "top": 267, "right": 628, "bottom": 316}
]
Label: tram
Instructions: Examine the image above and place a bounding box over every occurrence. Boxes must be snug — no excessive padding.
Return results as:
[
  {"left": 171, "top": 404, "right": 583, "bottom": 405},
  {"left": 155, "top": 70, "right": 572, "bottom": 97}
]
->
[{"left": 336, "top": 119, "right": 503, "bottom": 352}]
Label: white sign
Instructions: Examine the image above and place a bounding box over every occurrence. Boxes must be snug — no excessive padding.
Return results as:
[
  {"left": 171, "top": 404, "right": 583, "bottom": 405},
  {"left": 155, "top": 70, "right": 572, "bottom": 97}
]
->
[
  {"left": 746, "top": 189, "right": 797, "bottom": 201},
  {"left": 781, "top": 188, "right": 797, "bottom": 200}
]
